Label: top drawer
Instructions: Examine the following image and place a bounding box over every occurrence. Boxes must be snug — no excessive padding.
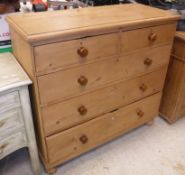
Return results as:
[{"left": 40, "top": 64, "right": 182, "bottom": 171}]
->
[
  {"left": 121, "top": 23, "right": 176, "bottom": 53},
  {"left": 34, "top": 33, "right": 119, "bottom": 73}
]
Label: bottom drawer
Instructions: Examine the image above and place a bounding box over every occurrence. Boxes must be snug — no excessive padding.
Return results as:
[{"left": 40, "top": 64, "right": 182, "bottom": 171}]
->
[
  {"left": 46, "top": 93, "right": 161, "bottom": 164},
  {"left": 0, "top": 131, "right": 27, "bottom": 159}
]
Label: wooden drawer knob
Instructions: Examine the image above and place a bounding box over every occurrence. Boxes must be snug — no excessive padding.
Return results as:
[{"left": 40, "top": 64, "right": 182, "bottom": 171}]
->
[
  {"left": 78, "top": 105, "right": 87, "bottom": 115},
  {"left": 78, "top": 76, "right": 88, "bottom": 86},
  {"left": 137, "top": 110, "right": 144, "bottom": 118},
  {"left": 77, "top": 47, "right": 88, "bottom": 57},
  {"left": 144, "top": 58, "right": 152, "bottom": 66},
  {"left": 148, "top": 33, "right": 157, "bottom": 42},
  {"left": 79, "top": 135, "right": 88, "bottom": 144},
  {"left": 139, "top": 84, "right": 147, "bottom": 92}
]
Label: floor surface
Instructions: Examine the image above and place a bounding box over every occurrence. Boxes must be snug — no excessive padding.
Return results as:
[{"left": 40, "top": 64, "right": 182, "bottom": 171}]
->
[{"left": 1, "top": 117, "right": 185, "bottom": 175}]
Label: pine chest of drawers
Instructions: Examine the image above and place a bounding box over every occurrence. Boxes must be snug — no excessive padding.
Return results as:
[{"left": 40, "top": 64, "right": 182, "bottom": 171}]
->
[{"left": 7, "top": 4, "right": 179, "bottom": 173}]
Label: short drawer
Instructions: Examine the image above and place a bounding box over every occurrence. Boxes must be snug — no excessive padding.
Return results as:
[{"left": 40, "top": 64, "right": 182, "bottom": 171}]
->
[
  {"left": 0, "top": 91, "right": 20, "bottom": 113},
  {"left": 121, "top": 23, "right": 176, "bottom": 53},
  {"left": 42, "top": 68, "right": 166, "bottom": 136},
  {"left": 34, "top": 33, "right": 119, "bottom": 73},
  {"left": 38, "top": 45, "right": 171, "bottom": 105},
  {"left": 0, "top": 108, "right": 23, "bottom": 138},
  {"left": 46, "top": 93, "right": 161, "bottom": 164},
  {"left": 0, "top": 131, "right": 26, "bottom": 159}
]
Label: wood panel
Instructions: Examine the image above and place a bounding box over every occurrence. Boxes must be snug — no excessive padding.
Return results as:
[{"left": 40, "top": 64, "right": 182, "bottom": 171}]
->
[
  {"left": 38, "top": 45, "right": 171, "bottom": 105},
  {"left": 9, "top": 30, "right": 49, "bottom": 161},
  {"left": 172, "top": 37, "right": 185, "bottom": 61},
  {"left": 121, "top": 23, "right": 176, "bottom": 53},
  {"left": 46, "top": 93, "right": 161, "bottom": 164},
  {"left": 42, "top": 68, "right": 166, "bottom": 136},
  {"left": 10, "top": 28, "right": 35, "bottom": 79},
  {"left": 34, "top": 33, "right": 119, "bottom": 73},
  {"left": 160, "top": 56, "right": 185, "bottom": 123}
]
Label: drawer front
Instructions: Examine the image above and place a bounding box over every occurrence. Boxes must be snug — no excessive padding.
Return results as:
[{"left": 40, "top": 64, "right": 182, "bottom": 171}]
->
[
  {"left": 0, "top": 91, "right": 20, "bottom": 113},
  {"left": 38, "top": 45, "right": 171, "bottom": 105},
  {"left": 0, "top": 131, "right": 26, "bottom": 159},
  {"left": 34, "top": 33, "right": 119, "bottom": 73},
  {"left": 46, "top": 93, "right": 161, "bottom": 164},
  {"left": 121, "top": 23, "right": 176, "bottom": 53},
  {"left": 42, "top": 68, "right": 167, "bottom": 136},
  {"left": 0, "top": 108, "right": 23, "bottom": 137}
]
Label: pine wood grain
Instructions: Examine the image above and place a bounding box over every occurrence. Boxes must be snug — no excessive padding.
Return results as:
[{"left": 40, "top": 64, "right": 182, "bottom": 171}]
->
[
  {"left": 42, "top": 68, "right": 167, "bottom": 136},
  {"left": 6, "top": 4, "right": 179, "bottom": 44},
  {"left": 37, "top": 45, "right": 171, "bottom": 105},
  {"left": 46, "top": 93, "right": 161, "bottom": 165},
  {"left": 6, "top": 5, "right": 178, "bottom": 173}
]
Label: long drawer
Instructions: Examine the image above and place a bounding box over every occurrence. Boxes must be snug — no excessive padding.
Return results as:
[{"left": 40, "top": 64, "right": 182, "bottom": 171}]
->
[
  {"left": 46, "top": 93, "right": 161, "bottom": 164},
  {"left": 121, "top": 23, "right": 175, "bottom": 53},
  {"left": 34, "top": 33, "right": 119, "bottom": 73},
  {"left": 0, "top": 108, "right": 23, "bottom": 138},
  {"left": 38, "top": 45, "right": 171, "bottom": 105},
  {"left": 42, "top": 68, "right": 166, "bottom": 136}
]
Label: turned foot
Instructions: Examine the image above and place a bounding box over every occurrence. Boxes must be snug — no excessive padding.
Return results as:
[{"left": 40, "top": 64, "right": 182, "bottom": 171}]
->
[
  {"left": 46, "top": 167, "right": 57, "bottom": 175},
  {"left": 147, "top": 119, "right": 154, "bottom": 126}
]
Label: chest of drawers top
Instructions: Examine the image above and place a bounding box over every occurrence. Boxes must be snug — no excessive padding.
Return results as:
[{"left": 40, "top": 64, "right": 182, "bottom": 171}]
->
[{"left": 7, "top": 4, "right": 179, "bottom": 45}]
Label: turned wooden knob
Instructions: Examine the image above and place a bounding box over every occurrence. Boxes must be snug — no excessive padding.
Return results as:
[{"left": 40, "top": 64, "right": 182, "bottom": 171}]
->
[
  {"left": 78, "top": 105, "right": 87, "bottom": 115},
  {"left": 144, "top": 58, "right": 152, "bottom": 66},
  {"left": 139, "top": 84, "right": 147, "bottom": 92},
  {"left": 79, "top": 135, "right": 88, "bottom": 144},
  {"left": 77, "top": 47, "right": 88, "bottom": 57},
  {"left": 137, "top": 110, "right": 144, "bottom": 118},
  {"left": 148, "top": 33, "right": 157, "bottom": 42},
  {"left": 78, "top": 76, "right": 88, "bottom": 86}
]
